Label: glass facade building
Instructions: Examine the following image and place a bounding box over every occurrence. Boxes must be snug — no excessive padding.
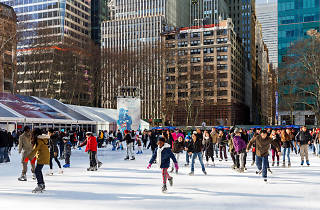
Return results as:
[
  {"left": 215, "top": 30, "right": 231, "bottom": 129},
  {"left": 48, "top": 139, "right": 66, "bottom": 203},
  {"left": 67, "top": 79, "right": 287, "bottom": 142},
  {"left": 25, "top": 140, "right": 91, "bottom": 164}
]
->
[
  {"left": 278, "top": 0, "right": 320, "bottom": 125},
  {"left": 278, "top": 0, "right": 320, "bottom": 66}
]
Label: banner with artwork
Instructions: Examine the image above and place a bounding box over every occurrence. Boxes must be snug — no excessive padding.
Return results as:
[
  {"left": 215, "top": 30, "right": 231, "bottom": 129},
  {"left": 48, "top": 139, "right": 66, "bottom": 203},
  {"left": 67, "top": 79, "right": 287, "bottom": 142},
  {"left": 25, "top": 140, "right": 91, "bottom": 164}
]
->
[{"left": 117, "top": 98, "right": 141, "bottom": 132}]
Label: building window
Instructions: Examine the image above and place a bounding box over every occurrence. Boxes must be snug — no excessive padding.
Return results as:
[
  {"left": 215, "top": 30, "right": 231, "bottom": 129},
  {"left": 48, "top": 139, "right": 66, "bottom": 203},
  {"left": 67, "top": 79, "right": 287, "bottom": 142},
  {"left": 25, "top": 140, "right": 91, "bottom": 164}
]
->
[
  {"left": 203, "top": 30, "right": 213, "bottom": 36},
  {"left": 178, "top": 92, "right": 188, "bottom": 97},
  {"left": 191, "top": 40, "right": 200, "bottom": 46},
  {"left": 178, "top": 67, "right": 188, "bottom": 73},
  {"left": 178, "top": 33, "right": 187, "bottom": 39},
  {"left": 166, "top": 84, "right": 176, "bottom": 90},
  {"left": 178, "top": 84, "right": 188, "bottom": 89},
  {"left": 191, "top": 83, "right": 200, "bottom": 89},
  {"left": 166, "top": 68, "right": 175, "bottom": 73},
  {"left": 217, "top": 55, "right": 228, "bottom": 61},
  {"left": 204, "top": 56, "right": 214, "bottom": 62},
  {"left": 203, "top": 48, "right": 214, "bottom": 53},
  {"left": 178, "top": 41, "right": 188, "bottom": 47},
  {"left": 218, "top": 90, "right": 228, "bottom": 96},
  {"left": 217, "top": 46, "right": 228, "bottom": 52},
  {"left": 217, "top": 38, "right": 228, "bottom": 44},
  {"left": 191, "top": 32, "right": 200, "bottom": 38},
  {"left": 204, "top": 39, "right": 214, "bottom": 45},
  {"left": 217, "top": 64, "right": 228, "bottom": 70},
  {"left": 166, "top": 92, "right": 174, "bottom": 97},
  {"left": 204, "top": 82, "right": 214, "bottom": 88},
  {"left": 179, "top": 75, "right": 188, "bottom": 81},
  {"left": 191, "top": 57, "right": 201, "bottom": 63},
  {"left": 191, "top": 66, "right": 201, "bottom": 72},
  {"left": 204, "top": 65, "right": 214, "bottom": 71},
  {"left": 191, "top": 49, "right": 201, "bottom": 54},
  {"left": 218, "top": 73, "right": 228, "bottom": 78},
  {"left": 166, "top": 76, "right": 175, "bottom": 81},
  {"left": 204, "top": 91, "right": 214, "bottom": 96},
  {"left": 217, "top": 29, "right": 227, "bottom": 35},
  {"left": 218, "top": 81, "right": 228, "bottom": 87},
  {"left": 191, "top": 91, "right": 201, "bottom": 97},
  {"left": 178, "top": 50, "right": 187, "bottom": 56}
]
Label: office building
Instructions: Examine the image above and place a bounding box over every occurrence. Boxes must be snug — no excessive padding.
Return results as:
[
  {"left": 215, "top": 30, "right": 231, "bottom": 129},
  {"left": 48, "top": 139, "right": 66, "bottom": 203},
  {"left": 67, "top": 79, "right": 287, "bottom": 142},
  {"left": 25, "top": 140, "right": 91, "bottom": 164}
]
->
[
  {"left": 161, "top": 19, "right": 249, "bottom": 126},
  {"left": 0, "top": 3, "right": 17, "bottom": 93}
]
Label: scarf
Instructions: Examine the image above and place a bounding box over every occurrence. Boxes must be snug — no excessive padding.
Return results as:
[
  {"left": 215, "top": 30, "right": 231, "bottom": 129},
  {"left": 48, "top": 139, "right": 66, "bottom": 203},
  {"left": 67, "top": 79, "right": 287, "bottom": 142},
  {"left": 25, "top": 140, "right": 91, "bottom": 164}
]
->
[{"left": 157, "top": 143, "right": 171, "bottom": 168}]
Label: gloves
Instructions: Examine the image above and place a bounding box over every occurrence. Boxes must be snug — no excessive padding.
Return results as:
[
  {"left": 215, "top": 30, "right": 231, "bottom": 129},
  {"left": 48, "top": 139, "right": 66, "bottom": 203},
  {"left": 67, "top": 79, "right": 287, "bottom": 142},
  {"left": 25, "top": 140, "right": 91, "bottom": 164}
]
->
[
  {"left": 174, "top": 163, "right": 179, "bottom": 171},
  {"left": 147, "top": 164, "right": 151, "bottom": 169},
  {"left": 24, "top": 157, "right": 29, "bottom": 163}
]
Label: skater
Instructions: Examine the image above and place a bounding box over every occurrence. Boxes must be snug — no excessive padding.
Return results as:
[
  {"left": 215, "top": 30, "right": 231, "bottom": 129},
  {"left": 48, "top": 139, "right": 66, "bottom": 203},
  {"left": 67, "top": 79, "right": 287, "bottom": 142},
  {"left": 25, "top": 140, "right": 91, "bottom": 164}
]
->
[
  {"left": 296, "top": 126, "right": 312, "bottom": 166},
  {"left": 124, "top": 130, "right": 135, "bottom": 160},
  {"left": 142, "top": 130, "right": 149, "bottom": 149},
  {"left": 116, "top": 130, "right": 123, "bottom": 150},
  {"left": 171, "top": 136, "right": 185, "bottom": 173},
  {"left": 47, "top": 129, "right": 63, "bottom": 175},
  {"left": 187, "top": 132, "right": 207, "bottom": 175},
  {"left": 210, "top": 128, "right": 219, "bottom": 158},
  {"left": 315, "top": 131, "right": 320, "bottom": 157},
  {"left": 136, "top": 133, "right": 143, "bottom": 154},
  {"left": 218, "top": 130, "right": 228, "bottom": 161},
  {"left": 18, "top": 126, "right": 35, "bottom": 181},
  {"left": 233, "top": 128, "right": 247, "bottom": 172},
  {"left": 280, "top": 129, "right": 293, "bottom": 167},
  {"left": 147, "top": 136, "right": 178, "bottom": 193},
  {"left": 27, "top": 129, "right": 50, "bottom": 193},
  {"left": 203, "top": 131, "right": 215, "bottom": 167},
  {"left": 246, "top": 130, "right": 281, "bottom": 182},
  {"left": 62, "top": 137, "right": 72, "bottom": 168},
  {"left": 79, "top": 132, "right": 98, "bottom": 171},
  {"left": 184, "top": 135, "right": 192, "bottom": 166},
  {"left": 148, "top": 130, "right": 158, "bottom": 155},
  {"left": 270, "top": 130, "right": 281, "bottom": 167}
]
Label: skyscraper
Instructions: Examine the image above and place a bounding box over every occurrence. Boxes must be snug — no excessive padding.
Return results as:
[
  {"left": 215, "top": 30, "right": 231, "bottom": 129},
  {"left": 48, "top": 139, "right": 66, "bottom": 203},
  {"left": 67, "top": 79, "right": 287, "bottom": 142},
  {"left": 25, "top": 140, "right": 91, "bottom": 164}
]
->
[
  {"left": 278, "top": 0, "right": 320, "bottom": 125},
  {"left": 256, "top": 1, "right": 278, "bottom": 68},
  {"left": 190, "top": 0, "right": 230, "bottom": 26},
  {"left": 101, "top": 0, "right": 190, "bottom": 121},
  {"left": 91, "top": 0, "right": 108, "bottom": 46},
  {"left": 0, "top": 0, "right": 92, "bottom": 105}
]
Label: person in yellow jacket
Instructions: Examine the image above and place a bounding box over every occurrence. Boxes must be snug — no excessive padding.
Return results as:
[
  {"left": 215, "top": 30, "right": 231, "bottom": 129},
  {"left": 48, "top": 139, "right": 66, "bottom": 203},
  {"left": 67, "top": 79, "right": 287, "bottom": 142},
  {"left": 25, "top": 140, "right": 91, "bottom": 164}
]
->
[{"left": 27, "top": 128, "right": 50, "bottom": 193}]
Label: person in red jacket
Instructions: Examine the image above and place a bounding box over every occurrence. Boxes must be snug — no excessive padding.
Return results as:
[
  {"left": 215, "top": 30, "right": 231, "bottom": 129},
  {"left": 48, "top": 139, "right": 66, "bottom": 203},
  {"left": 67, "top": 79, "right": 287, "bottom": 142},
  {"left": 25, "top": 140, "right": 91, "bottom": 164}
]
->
[{"left": 79, "top": 132, "right": 98, "bottom": 171}]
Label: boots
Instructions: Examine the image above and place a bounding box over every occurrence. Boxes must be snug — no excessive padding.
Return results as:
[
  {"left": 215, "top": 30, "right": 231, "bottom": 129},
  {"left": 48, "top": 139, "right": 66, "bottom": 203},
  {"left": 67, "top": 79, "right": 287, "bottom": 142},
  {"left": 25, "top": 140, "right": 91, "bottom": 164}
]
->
[
  {"left": 18, "top": 174, "right": 27, "bottom": 181},
  {"left": 168, "top": 177, "right": 173, "bottom": 186},
  {"left": 46, "top": 169, "right": 53, "bottom": 176},
  {"left": 301, "top": 160, "right": 304, "bottom": 166},
  {"left": 306, "top": 160, "right": 310, "bottom": 166},
  {"left": 162, "top": 184, "right": 167, "bottom": 193},
  {"left": 32, "top": 184, "right": 45, "bottom": 193}
]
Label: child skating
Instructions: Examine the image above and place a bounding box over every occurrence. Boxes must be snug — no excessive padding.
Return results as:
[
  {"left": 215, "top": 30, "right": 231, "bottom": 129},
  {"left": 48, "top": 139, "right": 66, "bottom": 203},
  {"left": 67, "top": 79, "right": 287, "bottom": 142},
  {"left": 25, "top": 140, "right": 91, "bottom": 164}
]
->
[{"left": 147, "top": 136, "right": 179, "bottom": 193}]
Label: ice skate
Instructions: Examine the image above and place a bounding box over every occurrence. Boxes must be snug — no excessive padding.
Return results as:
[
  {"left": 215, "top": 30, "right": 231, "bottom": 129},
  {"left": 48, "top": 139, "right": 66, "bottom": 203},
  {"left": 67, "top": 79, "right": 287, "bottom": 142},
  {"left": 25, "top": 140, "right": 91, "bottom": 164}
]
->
[
  {"left": 238, "top": 168, "right": 244, "bottom": 173},
  {"left": 32, "top": 184, "right": 45, "bottom": 193},
  {"left": 170, "top": 167, "right": 174, "bottom": 173},
  {"left": 306, "top": 161, "right": 310, "bottom": 166},
  {"left": 130, "top": 156, "right": 135, "bottom": 160},
  {"left": 58, "top": 168, "right": 63, "bottom": 174},
  {"left": 251, "top": 161, "right": 255, "bottom": 166},
  {"left": 256, "top": 170, "right": 262, "bottom": 175},
  {"left": 272, "top": 161, "right": 275, "bottom": 167},
  {"left": 98, "top": 162, "right": 103, "bottom": 168},
  {"left": 264, "top": 178, "right": 268, "bottom": 183},
  {"left": 184, "top": 163, "right": 189, "bottom": 167},
  {"left": 268, "top": 168, "right": 273, "bottom": 174},
  {"left": 124, "top": 156, "right": 129, "bottom": 160},
  {"left": 301, "top": 161, "right": 304, "bottom": 166},
  {"left": 46, "top": 169, "right": 53, "bottom": 176},
  {"left": 203, "top": 171, "right": 207, "bottom": 175},
  {"left": 18, "top": 175, "right": 27, "bottom": 181},
  {"left": 63, "top": 164, "right": 70, "bottom": 168},
  {"left": 168, "top": 177, "right": 173, "bottom": 186},
  {"left": 32, "top": 173, "right": 36, "bottom": 180},
  {"left": 277, "top": 161, "right": 280, "bottom": 166},
  {"left": 282, "top": 161, "right": 286, "bottom": 168},
  {"left": 162, "top": 184, "right": 167, "bottom": 193},
  {"left": 288, "top": 162, "right": 291, "bottom": 167},
  {"left": 189, "top": 171, "right": 194, "bottom": 176}
]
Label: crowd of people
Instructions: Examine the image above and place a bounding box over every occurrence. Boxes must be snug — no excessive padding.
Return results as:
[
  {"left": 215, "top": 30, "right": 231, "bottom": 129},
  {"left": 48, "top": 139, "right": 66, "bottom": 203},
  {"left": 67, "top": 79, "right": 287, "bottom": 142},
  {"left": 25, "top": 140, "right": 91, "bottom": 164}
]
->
[{"left": 1, "top": 125, "right": 320, "bottom": 193}]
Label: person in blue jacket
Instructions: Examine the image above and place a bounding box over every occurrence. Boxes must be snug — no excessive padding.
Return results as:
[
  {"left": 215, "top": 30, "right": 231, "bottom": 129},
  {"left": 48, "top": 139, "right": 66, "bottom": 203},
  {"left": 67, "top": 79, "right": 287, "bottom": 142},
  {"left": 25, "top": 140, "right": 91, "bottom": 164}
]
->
[{"left": 147, "top": 136, "right": 179, "bottom": 193}]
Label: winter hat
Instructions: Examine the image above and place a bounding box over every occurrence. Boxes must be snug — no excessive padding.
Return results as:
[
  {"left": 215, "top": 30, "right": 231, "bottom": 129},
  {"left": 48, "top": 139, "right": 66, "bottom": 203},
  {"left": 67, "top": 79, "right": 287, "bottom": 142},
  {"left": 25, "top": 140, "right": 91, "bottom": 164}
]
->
[
  {"left": 86, "top": 131, "right": 92, "bottom": 136},
  {"left": 193, "top": 131, "right": 197, "bottom": 135},
  {"left": 234, "top": 128, "right": 241, "bottom": 134},
  {"left": 158, "top": 136, "right": 166, "bottom": 143}
]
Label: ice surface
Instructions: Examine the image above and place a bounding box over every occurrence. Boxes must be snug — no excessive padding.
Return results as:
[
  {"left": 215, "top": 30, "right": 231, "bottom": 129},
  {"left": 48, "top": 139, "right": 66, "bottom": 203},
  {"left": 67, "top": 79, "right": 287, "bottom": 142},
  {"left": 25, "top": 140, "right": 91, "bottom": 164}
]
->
[{"left": 1, "top": 147, "right": 319, "bottom": 210}]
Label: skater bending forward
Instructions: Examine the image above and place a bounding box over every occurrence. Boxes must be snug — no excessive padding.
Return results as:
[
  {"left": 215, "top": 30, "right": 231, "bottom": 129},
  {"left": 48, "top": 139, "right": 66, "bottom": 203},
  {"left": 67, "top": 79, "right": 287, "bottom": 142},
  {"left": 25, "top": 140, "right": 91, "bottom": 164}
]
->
[
  {"left": 147, "top": 136, "right": 178, "bottom": 193},
  {"left": 27, "top": 129, "right": 50, "bottom": 193},
  {"left": 246, "top": 130, "right": 281, "bottom": 182}
]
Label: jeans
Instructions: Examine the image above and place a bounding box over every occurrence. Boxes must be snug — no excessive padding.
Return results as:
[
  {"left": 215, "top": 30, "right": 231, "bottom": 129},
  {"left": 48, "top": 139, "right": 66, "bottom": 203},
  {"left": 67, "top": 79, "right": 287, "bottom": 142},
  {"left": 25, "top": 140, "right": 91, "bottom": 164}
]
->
[
  {"left": 35, "top": 164, "right": 44, "bottom": 185},
  {"left": 186, "top": 152, "right": 191, "bottom": 164},
  {"left": 0, "top": 147, "right": 5, "bottom": 163},
  {"left": 65, "top": 153, "right": 70, "bottom": 165},
  {"left": 256, "top": 155, "right": 269, "bottom": 178},
  {"left": 191, "top": 152, "right": 206, "bottom": 172},
  {"left": 89, "top": 151, "right": 97, "bottom": 167},
  {"left": 315, "top": 143, "right": 320, "bottom": 156},
  {"left": 59, "top": 143, "right": 64, "bottom": 159},
  {"left": 126, "top": 142, "right": 134, "bottom": 158},
  {"left": 213, "top": 143, "right": 219, "bottom": 157},
  {"left": 282, "top": 147, "right": 291, "bottom": 162},
  {"left": 4, "top": 147, "right": 10, "bottom": 162},
  {"left": 219, "top": 145, "right": 227, "bottom": 160}
]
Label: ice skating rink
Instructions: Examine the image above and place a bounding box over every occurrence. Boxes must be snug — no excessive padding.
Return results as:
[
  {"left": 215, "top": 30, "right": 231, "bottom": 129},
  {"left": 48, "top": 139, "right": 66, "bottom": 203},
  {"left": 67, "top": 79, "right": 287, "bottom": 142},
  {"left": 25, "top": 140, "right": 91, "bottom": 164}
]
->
[{"left": 0, "top": 148, "right": 319, "bottom": 210}]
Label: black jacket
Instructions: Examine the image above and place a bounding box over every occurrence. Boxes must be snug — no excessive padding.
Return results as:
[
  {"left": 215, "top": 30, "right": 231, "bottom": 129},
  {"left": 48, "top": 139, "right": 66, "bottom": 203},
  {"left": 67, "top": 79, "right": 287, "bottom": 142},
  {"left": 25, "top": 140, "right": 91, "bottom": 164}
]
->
[
  {"left": 172, "top": 140, "right": 185, "bottom": 153},
  {"left": 187, "top": 138, "right": 203, "bottom": 153},
  {"left": 295, "top": 131, "right": 311, "bottom": 145},
  {"left": 49, "top": 133, "right": 59, "bottom": 154},
  {"left": 124, "top": 134, "right": 134, "bottom": 144},
  {"left": 147, "top": 133, "right": 158, "bottom": 150},
  {"left": 0, "top": 131, "right": 9, "bottom": 147}
]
